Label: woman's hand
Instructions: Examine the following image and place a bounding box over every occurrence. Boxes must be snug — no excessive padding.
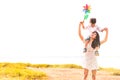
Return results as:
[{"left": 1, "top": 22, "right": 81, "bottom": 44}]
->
[
  {"left": 80, "top": 21, "right": 84, "bottom": 24},
  {"left": 104, "top": 27, "right": 108, "bottom": 31},
  {"left": 80, "top": 21, "right": 85, "bottom": 29},
  {"left": 101, "top": 27, "right": 108, "bottom": 32}
]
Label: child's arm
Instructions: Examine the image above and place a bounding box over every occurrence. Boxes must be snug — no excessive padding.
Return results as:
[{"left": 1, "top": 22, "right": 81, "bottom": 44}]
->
[{"left": 97, "top": 26, "right": 104, "bottom": 32}]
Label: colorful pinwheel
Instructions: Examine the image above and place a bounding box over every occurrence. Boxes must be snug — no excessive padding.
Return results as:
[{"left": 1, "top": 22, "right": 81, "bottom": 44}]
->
[{"left": 83, "top": 4, "right": 91, "bottom": 20}]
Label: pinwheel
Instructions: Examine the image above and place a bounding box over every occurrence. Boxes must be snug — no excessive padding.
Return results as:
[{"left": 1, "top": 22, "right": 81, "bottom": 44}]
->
[{"left": 83, "top": 4, "right": 91, "bottom": 20}]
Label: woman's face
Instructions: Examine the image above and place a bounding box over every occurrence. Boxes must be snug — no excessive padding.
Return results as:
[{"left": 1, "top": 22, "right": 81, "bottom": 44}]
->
[{"left": 90, "top": 32, "right": 97, "bottom": 39}]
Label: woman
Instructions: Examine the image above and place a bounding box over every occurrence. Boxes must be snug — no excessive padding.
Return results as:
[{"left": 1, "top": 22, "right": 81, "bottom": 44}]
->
[{"left": 78, "top": 21, "right": 108, "bottom": 80}]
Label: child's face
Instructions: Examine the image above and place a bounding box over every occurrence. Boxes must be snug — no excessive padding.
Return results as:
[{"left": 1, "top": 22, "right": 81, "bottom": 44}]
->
[{"left": 90, "top": 23, "right": 95, "bottom": 27}]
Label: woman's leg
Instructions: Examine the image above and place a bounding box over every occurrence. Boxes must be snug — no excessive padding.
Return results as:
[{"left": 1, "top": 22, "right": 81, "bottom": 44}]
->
[
  {"left": 92, "top": 70, "right": 97, "bottom": 80},
  {"left": 83, "top": 68, "right": 89, "bottom": 80}
]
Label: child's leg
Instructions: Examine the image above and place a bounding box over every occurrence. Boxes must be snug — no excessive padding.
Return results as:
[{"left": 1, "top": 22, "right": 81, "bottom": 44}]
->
[
  {"left": 94, "top": 47, "right": 99, "bottom": 56},
  {"left": 83, "top": 37, "right": 90, "bottom": 53},
  {"left": 83, "top": 40, "right": 89, "bottom": 53}
]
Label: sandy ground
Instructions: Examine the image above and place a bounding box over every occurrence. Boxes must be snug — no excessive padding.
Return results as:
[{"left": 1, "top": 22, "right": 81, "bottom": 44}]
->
[{"left": 30, "top": 68, "right": 120, "bottom": 80}]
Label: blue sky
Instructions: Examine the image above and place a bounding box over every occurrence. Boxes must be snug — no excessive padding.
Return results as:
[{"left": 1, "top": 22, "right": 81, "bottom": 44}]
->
[{"left": 0, "top": 0, "right": 120, "bottom": 69}]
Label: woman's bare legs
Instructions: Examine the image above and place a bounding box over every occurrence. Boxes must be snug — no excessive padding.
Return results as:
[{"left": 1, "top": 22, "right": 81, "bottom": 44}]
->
[
  {"left": 92, "top": 70, "right": 97, "bottom": 80},
  {"left": 83, "top": 68, "right": 89, "bottom": 80}
]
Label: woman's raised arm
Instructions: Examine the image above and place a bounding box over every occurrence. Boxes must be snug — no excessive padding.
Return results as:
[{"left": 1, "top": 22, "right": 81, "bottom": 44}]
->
[
  {"left": 100, "top": 28, "right": 108, "bottom": 45},
  {"left": 78, "top": 22, "right": 85, "bottom": 43}
]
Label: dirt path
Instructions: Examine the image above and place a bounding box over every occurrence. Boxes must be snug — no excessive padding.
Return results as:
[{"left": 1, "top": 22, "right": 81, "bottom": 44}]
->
[{"left": 30, "top": 68, "right": 120, "bottom": 80}]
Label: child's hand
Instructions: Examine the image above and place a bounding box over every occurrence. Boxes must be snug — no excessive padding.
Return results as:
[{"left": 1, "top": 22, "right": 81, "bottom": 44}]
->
[{"left": 101, "top": 29, "right": 104, "bottom": 32}]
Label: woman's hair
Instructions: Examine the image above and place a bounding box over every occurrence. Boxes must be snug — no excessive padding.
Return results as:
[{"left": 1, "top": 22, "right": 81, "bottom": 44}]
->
[
  {"left": 91, "top": 31, "right": 100, "bottom": 49},
  {"left": 90, "top": 18, "right": 96, "bottom": 24}
]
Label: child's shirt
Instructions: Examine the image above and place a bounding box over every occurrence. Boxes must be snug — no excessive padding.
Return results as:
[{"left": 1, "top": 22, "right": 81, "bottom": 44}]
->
[{"left": 85, "top": 25, "right": 102, "bottom": 34}]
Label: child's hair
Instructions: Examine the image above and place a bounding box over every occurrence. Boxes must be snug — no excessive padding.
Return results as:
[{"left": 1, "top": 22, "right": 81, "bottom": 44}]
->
[{"left": 90, "top": 18, "right": 96, "bottom": 24}]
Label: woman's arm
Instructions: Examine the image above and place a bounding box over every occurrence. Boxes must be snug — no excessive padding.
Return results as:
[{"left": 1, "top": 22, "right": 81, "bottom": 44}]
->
[
  {"left": 100, "top": 27, "right": 108, "bottom": 45},
  {"left": 80, "top": 21, "right": 85, "bottom": 29},
  {"left": 78, "top": 22, "right": 85, "bottom": 43}
]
